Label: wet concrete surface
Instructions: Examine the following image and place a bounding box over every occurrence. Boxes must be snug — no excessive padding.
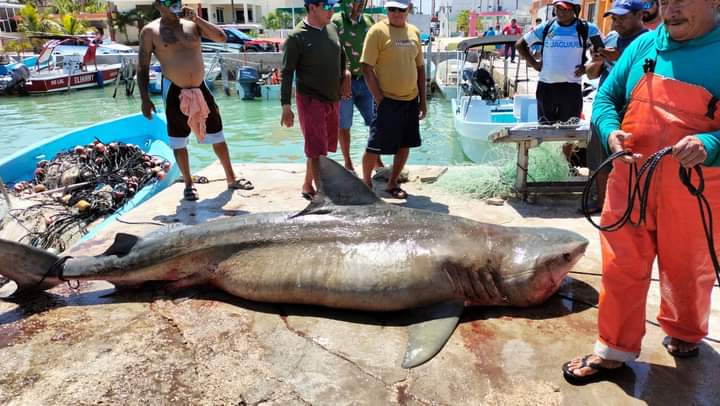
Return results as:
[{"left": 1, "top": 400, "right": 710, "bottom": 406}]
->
[{"left": 1, "top": 163, "right": 719, "bottom": 405}]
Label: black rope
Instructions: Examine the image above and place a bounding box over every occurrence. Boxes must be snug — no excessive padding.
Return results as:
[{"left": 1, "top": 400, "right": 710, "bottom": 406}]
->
[
  {"left": 582, "top": 147, "right": 720, "bottom": 289},
  {"left": 31, "top": 255, "right": 73, "bottom": 291}
]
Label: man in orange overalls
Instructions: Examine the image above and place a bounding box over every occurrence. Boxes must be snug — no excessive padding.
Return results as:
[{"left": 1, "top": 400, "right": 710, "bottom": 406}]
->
[{"left": 563, "top": 0, "right": 720, "bottom": 384}]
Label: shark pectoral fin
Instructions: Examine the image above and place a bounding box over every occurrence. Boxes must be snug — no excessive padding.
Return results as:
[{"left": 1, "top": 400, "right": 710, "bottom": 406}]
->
[
  {"left": 402, "top": 300, "right": 464, "bottom": 369},
  {"left": 100, "top": 233, "right": 141, "bottom": 257}
]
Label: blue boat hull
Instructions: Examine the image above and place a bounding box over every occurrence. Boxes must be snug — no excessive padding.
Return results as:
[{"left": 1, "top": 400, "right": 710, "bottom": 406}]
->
[{"left": 0, "top": 113, "right": 179, "bottom": 245}]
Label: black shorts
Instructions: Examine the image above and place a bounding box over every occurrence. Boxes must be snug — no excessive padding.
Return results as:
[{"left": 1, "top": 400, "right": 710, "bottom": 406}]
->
[
  {"left": 164, "top": 80, "right": 224, "bottom": 149},
  {"left": 367, "top": 97, "right": 421, "bottom": 155},
  {"left": 536, "top": 82, "right": 583, "bottom": 125}
]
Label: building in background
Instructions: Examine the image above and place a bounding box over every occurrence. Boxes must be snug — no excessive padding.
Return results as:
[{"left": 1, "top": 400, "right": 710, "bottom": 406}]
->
[{"left": 529, "top": 0, "right": 612, "bottom": 33}]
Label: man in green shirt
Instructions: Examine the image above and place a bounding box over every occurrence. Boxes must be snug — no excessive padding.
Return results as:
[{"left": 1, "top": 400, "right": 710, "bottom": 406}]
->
[
  {"left": 332, "top": 0, "right": 383, "bottom": 172},
  {"left": 280, "top": 0, "right": 350, "bottom": 200}
]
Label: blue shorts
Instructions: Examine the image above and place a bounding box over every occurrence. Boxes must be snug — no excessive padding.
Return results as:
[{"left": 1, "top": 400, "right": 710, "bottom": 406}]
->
[{"left": 339, "top": 78, "right": 375, "bottom": 129}]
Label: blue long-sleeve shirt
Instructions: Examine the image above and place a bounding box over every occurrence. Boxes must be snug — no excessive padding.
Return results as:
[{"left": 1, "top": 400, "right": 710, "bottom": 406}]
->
[{"left": 592, "top": 24, "right": 720, "bottom": 166}]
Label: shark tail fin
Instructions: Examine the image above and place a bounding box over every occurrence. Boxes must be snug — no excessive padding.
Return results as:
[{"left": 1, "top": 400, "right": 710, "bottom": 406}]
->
[{"left": 0, "top": 238, "right": 62, "bottom": 297}]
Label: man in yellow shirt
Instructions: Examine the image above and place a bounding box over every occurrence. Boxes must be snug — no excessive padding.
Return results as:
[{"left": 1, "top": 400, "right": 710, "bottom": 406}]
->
[{"left": 359, "top": 0, "right": 426, "bottom": 199}]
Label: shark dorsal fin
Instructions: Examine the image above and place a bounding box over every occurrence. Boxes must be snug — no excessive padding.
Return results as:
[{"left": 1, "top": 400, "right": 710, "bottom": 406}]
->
[
  {"left": 293, "top": 157, "right": 384, "bottom": 218},
  {"left": 100, "top": 233, "right": 141, "bottom": 257}
]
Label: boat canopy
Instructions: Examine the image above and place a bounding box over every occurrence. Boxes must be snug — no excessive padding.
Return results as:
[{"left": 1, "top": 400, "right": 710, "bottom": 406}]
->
[{"left": 457, "top": 35, "right": 521, "bottom": 52}]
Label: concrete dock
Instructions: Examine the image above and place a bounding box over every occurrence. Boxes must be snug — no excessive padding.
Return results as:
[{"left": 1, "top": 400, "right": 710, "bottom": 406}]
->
[{"left": 1, "top": 162, "right": 719, "bottom": 405}]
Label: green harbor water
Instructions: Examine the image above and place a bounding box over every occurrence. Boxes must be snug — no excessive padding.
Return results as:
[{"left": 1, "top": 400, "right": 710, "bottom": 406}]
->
[{"left": 0, "top": 86, "right": 468, "bottom": 171}]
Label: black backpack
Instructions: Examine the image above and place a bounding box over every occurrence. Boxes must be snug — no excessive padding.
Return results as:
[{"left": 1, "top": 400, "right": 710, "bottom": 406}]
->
[{"left": 540, "top": 18, "right": 590, "bottom": 64}]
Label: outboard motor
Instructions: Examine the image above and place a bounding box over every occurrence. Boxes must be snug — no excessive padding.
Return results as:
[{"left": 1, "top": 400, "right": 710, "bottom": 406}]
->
[
  {"left": 1, "top": 65, "right": 30, "bottom": 95},
  {"left": 237, "top": 66, "right": 261, "bottom": 100},
  {"left": 469, "top": 67, "right": 498, "bottom": 101}
]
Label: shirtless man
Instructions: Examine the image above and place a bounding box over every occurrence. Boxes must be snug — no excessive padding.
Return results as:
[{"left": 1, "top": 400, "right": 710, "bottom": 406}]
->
[{"left": 137, "top": 0, "right": 252, "bottom": 201}]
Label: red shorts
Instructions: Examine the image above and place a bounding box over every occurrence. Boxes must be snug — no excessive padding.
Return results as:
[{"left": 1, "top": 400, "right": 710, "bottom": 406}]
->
[{"left": 296, "top": 93, "right": 339, "bottom": 158}]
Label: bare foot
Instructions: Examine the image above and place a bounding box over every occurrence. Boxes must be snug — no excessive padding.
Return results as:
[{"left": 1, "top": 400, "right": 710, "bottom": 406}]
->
[{"left": 565, "top": 354, "right": 623, "bottom": 378}]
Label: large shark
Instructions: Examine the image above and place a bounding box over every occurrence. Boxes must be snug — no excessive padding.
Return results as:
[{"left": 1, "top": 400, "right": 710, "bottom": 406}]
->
[{"left": 0, "top": 157, "right": 588, "bottom": 368}]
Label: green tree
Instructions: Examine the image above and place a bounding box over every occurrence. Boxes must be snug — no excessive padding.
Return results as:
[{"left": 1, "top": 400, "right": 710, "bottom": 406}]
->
[
  {"left": 18, "top": 4, "right": 59, "bottom": 34},
  {"left": 112, "top": 10, "right": 136, "bottom": 43},
  {"left": 263, "top": 11, "right": 294, "bottom": 30},
  {"left": 61, "top": 14, "right": 88, "bottom": 35},
  {"left": 456, "top": 10, "right": 469, "bottom": 36}
]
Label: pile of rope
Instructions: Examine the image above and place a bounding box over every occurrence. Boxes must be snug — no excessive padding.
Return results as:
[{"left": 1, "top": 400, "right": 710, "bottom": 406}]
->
[{"left": 6, "top": 141, "right": 171, "bottom": 252}]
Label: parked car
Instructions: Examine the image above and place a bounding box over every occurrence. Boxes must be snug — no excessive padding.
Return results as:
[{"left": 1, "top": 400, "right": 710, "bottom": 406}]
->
[{"left": 202, "top": 27, "right": 276, "bottom": 52}]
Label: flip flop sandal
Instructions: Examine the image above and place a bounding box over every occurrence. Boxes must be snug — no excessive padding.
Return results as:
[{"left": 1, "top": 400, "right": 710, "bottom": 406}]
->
[
  {"left": 228, "top": 178, "right": 254, "bottom": 190},
  {"left": 183, "top": 186, "right": 199, "bottom": 201},
  {"left": 662, "top": 336, "right": 700, "bottom": 358},
  {"left": 385, "top": 187, "right": 408, "bottom": 199},
  {"left": 562, "top": 355, "right": 625, "bottom": 385}
]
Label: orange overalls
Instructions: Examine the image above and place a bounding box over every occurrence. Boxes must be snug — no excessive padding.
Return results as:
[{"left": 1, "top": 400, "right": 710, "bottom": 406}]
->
[{"left": 596, "top": 59, "right": 720, "bottom": 360}]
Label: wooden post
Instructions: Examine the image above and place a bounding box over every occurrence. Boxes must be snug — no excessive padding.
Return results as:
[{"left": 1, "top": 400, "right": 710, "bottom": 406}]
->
[{"left": 515, "top": 140, "right": 530, "bottom": 199}]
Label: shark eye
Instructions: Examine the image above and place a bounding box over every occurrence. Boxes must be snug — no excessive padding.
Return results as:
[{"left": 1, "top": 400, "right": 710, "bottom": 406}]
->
[{"left": 563, "top": 253, "right": 572, "bottom": 262}]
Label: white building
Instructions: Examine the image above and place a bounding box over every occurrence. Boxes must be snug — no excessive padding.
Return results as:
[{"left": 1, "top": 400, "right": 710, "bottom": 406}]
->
[{"left": 112, "top": 0, "right": 304, "bottom": 25}]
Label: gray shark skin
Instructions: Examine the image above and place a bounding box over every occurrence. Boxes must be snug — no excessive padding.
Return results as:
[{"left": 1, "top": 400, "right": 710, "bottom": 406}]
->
[{"left": 0, "top": 157, "right": 588, "bottom": 368}]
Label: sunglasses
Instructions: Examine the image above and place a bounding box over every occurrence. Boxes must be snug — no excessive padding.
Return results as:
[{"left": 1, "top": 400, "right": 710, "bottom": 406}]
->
[
  {"left": 310, "top": 2, "right": 335, "bottom": 10},
  {"left": 387, "top": 7, "right": 408, "bottom": 12},
  {"left": 158, "top": 0, "right": 180, "bottom": 7},
  {"left": 642, "top": 1, "right": 654, "bottom": 9}
]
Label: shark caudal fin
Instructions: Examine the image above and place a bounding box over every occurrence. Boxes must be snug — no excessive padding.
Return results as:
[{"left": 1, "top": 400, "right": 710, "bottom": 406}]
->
[
  {"left": 294, "top": 157, "right": 383, "bottom": 217},
  {"left": 0, "top": 238, "right": 61, "bottom": 296}
]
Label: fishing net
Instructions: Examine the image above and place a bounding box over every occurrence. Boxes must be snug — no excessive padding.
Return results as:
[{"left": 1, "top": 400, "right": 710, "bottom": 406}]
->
[
  {"left": 2, "top": 142, "right": 171, "bottom": 252},
  {"left": 431, "top": 142, "right": 571, "bottom": 199}
]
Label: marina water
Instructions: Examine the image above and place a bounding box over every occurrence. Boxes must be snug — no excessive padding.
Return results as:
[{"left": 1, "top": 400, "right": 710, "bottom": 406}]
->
[{"left": 0, "top": 87, "right": 468, "bottom": 171}]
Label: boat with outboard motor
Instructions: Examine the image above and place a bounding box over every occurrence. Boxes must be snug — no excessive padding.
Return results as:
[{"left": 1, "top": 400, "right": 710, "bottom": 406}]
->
[
  {"left": 0, "top": 113, "right": 179, "bottom": 250},
  {"left": 452, "top": 35, "right": 595, "bottom": 163},
  {"left": 0, "top": 37, "right": 123, "bottom": 95}
]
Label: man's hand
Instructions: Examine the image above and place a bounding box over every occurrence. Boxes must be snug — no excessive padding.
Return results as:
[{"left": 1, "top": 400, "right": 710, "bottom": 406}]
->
[
  {"left": 373, "top": 95, "right": 384, "bottom": 106},
  {"left": 529, "top": 59, "right": 542, "bottom": 72},
  {"left": 598, "top": 48, "right": 620, "bottom": 62},
  {"left": 141, "top": 99, "right": 156, "bottom": 120},
  {"left": 341, "top": 70, "right": 351, "bottom": 100},
  {"left": 281, "top": 105, "right": 294, "bottom": 128},
  {"left": 574, "top": 64, "right": 586, "bottom": 77},
  {"left": 418, "top": 100, "right": 427, "bottom": 120},
  {"left": 608, "top": 129, "right": 642, "bottom": 164},
  {"left": 181, "top": 6, "right": 197, "bottom": 22},
  {"left": 673, "top": 135, "right": 707, "bottom": 168}
]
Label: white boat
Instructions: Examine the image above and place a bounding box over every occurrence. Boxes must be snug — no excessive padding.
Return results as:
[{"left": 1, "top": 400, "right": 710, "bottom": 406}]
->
[
  {"left": 434, "top": 58, "right": 473, "bottom": 100},
  {"left": 451, "top": 35, "right": 528, "bottom": 163},
  {"left": 452, "top": 35, "right": 594, "bottom": 163}
]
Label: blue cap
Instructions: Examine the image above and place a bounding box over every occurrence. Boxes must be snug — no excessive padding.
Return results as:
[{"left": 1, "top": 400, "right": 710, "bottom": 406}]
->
[
  {"left": 304, "top": 0, "right": 338, "bottom": 5},
  {"left": 603, "top": 0, "right": 643, "bottom": 16}
]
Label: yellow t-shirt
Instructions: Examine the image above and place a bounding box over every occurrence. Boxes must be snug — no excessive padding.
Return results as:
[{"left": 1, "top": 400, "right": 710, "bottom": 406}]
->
[{"left": 360, "top": 20, "right": 423, "bottom": 101}]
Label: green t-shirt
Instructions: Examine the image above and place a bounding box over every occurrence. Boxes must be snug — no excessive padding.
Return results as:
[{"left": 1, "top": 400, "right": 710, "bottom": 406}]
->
[
  {"left": 331, "top": 11, "right": 374, "bottom": 77},
  {"left": 280, "top": 20, "right": 346, "bottom": 105}
]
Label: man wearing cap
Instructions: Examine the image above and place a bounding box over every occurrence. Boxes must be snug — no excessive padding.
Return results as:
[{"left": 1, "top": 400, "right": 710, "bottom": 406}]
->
[
  {"left": 501, "top": 18, "right": 523, "bottom": 62},
  {"left": 516, "top": 0, "right": 602, "bottom": 124},
  {"left": 582, "top": 0, "right": 648, "bottom": 214},
  {"left": 280, "top": 0, "right": 350, "bottom": 200},
  {"left": 332, "top": 0, "right": 384, "bottom": 173},
  {"left": 360, "top": 0, "right": 426, "bottom": 199},
  {"left": 641, "top": 0, "right": 662, "bottom": 30}
]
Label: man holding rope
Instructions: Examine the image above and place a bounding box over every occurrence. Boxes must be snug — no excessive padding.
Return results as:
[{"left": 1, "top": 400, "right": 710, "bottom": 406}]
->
[{"left": 563, "top": 0, "right": 720, "bottom": 384}]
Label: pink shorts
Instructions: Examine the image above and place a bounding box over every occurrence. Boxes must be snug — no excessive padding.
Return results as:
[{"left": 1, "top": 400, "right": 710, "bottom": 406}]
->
[{"left": 296, "top": 93, "right": 339, "bottom": 159}]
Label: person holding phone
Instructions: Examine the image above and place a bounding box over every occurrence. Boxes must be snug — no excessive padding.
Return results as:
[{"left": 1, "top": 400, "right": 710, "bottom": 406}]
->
[
  {"left": 137, "top": 0, "right": 253, "bottom": 201},
  {"left": 516, "top": 0, "right": 602, "bottom": 125},
  {"left": 581, "top": 0, "right": 648, "bottom": 214}
]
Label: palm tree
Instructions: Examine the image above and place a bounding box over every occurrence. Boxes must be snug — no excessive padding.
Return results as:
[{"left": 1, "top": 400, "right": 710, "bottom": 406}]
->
[
  {"left": 112, "top": 10, "right": 136, "bottom": 44},
  {"left": 61, "top": 14, "right": 87, "bottom": 35}
]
